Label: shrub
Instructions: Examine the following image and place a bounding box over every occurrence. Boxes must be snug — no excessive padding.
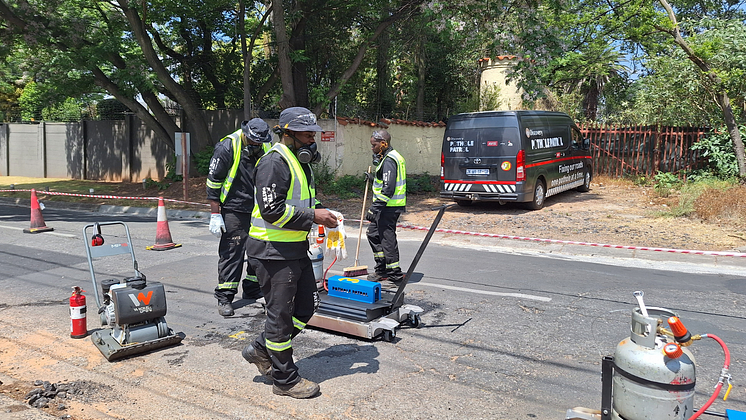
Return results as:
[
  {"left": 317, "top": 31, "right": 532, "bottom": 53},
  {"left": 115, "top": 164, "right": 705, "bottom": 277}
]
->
[
  {"left": 653, "top": 172, "right": 681, "bottom": 197},
  {"left": 691, "top": 126, "right": 743, "bottom": 179},
  {"left": 194, "top": 145, "right": 214, "bottom": 176},
  {"left": 408, "top": 173, "right": 438, "bottom": 194}
]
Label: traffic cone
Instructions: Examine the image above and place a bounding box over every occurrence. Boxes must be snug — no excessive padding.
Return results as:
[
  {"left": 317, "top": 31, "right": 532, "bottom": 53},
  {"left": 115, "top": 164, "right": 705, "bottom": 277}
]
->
[
  {"left": 23, "top": 189, "right": 54, "bottom": 234},
  {"left": 146, "top": 198, "right": 182, "bottom": 251}
]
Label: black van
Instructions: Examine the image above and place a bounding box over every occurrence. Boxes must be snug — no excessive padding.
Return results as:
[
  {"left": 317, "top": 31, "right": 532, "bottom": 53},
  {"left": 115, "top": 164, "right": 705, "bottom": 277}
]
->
[{"left": 440, "top": 110, "right": 592, "bottom": 209}]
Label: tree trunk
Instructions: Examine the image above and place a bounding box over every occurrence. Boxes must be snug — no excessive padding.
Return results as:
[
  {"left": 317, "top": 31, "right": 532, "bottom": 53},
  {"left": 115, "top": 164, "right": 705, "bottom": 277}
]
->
[
  {"left": 91, "top": 68, "right": 177, "bottom": 149},
  {"left": 415, "top": 32, "right": 426, "bottom": 121},
  {"left": 289, "top": 12, "right": 309, "bottom": 108},
  {"left": 272, "top": 0, "right": 295, "bottom": 109},
  {"left": 240, "top": 0, "right": 250, "bottom": 120},
  {"left": 243, "top": 5, "right": 273, "bottom": 119},
  {"left": 716, "top": 92, "right": 746, "bottom": 178},
  {"left": 316, "top": 1, "right": 421, "bottom": 115},
  {"left": 117, "top": 0, "right": 212, "bottom": 145}
]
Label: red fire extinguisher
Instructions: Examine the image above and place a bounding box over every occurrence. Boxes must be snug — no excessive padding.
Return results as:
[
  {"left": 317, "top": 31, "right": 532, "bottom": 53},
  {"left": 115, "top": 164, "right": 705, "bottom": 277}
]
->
[{"left": 70, "top": 286, "right": 87, "bottom": 339}]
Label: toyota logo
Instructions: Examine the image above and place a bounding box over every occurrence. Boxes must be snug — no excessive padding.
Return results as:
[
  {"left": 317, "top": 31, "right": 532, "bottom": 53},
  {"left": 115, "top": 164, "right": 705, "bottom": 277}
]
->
[{"left": 473, "top": 158, "right": 482, "bottom": 164}]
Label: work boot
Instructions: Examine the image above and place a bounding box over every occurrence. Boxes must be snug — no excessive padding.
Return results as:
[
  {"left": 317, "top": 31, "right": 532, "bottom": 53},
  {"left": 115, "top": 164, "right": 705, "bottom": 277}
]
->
[
  {"left": 367, "top": 272, "right": 385, "bottom": 282},
  {"left": 242, "top": 344, "right": 272, "bottom": 378},
  {"left": 273, "top": 378, "right": 320, "bottom": 399},
  {"left": 218, "top": 302, "right": 234, "bottom": 317},
  {"left": 387, "top": 275, "right": 404, "bottom": 286}
]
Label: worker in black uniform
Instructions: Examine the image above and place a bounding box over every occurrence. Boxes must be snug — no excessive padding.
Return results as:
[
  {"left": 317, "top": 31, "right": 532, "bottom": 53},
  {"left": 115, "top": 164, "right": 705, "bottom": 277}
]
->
[
  {"left": 241, "top": 107, "right": 338, "bottom": 399},
  {"left": 365, "top": 129, "right": 407, "bottom": 283},
  {"left": 206, "top": 118, "right": 272, "bottom": 317}
]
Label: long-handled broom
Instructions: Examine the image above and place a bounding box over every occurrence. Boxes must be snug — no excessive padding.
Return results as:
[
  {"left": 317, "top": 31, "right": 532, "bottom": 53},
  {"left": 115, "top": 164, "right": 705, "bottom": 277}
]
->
[{"left": 343, "top": 166, "right": 372, "bottom": 277}]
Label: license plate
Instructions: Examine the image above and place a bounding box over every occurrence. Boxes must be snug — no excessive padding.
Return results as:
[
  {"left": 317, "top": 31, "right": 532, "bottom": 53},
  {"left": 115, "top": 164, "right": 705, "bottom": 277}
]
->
[{"left": 466, "top": 168, "right": 489, "bottom": 175}]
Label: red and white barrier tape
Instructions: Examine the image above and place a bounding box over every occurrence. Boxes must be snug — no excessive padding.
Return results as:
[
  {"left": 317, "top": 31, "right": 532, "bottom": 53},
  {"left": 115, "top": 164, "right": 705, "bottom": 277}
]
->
[
  {"left": 395, "top": 223, "right": 746, "bottom": 258},
  {"left": 3, "top": 189, "right": 743, "bottom": 258},
  {"left": 0, "top": 189, "right": 209, "bottom": 207}
]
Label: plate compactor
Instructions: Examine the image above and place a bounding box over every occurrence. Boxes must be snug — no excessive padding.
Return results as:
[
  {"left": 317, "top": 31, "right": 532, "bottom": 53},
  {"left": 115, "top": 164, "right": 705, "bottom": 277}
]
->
[
  {"left": 82, "top": 221, "right": 184, "bottom": 361},
  {"left": 307, "top": 204, "right": 452, "bottom": 341}
]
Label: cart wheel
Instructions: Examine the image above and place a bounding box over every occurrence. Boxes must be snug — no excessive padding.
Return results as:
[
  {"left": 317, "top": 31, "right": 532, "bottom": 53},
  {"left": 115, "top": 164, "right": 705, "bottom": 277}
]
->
[
  {"left": 383, "top": 329, "right": 395, "bottom": 342},
  {"left": 408, "top": 313, "right": 422, "bottom": 328}
]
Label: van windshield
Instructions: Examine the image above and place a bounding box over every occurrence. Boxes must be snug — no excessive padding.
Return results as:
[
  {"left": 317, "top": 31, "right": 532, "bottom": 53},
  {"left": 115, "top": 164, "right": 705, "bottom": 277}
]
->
[{"left": 444, "top": 115, "right": 520, "bottom": 156}]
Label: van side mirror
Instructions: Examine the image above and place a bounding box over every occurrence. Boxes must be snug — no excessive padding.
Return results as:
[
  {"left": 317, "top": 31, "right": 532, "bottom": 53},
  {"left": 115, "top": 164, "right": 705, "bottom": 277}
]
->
[{"left": 582, "top": 138, "right": 590, "bottom": 150}]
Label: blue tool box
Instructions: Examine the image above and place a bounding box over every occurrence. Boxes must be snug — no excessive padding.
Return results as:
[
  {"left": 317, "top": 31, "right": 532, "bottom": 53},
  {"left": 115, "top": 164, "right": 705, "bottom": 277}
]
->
[{"left": 327, "top": 275, "right": 381, "bottom": 303}]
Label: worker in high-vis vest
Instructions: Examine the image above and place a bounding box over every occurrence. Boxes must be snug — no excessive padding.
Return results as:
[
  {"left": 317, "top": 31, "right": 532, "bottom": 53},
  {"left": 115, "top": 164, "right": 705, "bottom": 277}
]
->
[
  {"left": 365, "top": 129, "right": 406, "bottom": 284},
  {"left": 206, "top": 118, "right": 272, "bottom": 317},
  {"left": 241, "top": 107, "right": 338, "bottom": 399}
]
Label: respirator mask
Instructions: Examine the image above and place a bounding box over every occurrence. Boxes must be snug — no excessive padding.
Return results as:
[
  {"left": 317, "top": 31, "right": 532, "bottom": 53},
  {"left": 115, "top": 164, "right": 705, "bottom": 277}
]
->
[
  {"left": 297, "top": 142, "right": 321, "bottom": 164},
  {"left": 274, "top": 125, "right": 321, "bottom": 164},
  {"left": 371, "top": 132, "right": 388, "bottom": 166}
]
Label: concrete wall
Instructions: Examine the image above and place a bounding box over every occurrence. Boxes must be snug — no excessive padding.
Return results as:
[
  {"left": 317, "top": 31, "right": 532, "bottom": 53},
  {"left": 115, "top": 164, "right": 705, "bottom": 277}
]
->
[
  {"left": 8, "top": 123, "right": 44, "bottom": 178},
  {"left": 0, "top": 124, "right": 8, "bottom": 176},
  {"left": 0, "top": 114, "right": 446, "bottom": 181},
  {"left": 45, "top": 122, "right": 84, "bottom": 179}
]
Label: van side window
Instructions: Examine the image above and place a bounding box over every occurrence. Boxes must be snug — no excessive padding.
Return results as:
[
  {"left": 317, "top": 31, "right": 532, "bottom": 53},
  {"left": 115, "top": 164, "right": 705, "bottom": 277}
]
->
[{"left": 571, "top": 127, "right": 583, "bottom": 149}]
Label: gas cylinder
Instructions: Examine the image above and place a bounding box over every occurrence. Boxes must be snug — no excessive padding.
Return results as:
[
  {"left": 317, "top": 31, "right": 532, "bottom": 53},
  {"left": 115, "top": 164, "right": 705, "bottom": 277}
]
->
[
  {"left": 69, "top": 286, "right": 87, "bottom": 339},
  {"left": 611, "top": 306, "right": 695, "bottom": 420}
]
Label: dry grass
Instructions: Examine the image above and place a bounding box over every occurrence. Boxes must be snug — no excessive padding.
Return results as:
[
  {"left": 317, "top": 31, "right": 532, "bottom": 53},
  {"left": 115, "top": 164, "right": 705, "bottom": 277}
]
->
[{"left": 694, "top": 184, "right": 746, "bottom": 226}]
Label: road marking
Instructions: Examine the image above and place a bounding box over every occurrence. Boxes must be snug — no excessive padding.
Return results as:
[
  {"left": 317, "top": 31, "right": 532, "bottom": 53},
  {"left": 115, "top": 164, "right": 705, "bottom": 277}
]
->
[
  {"left": 414, "top": 282, "right": 552, "bottom": 302},
  {"left": 0, "top": 224, "right": 76, "bottom": 238}
]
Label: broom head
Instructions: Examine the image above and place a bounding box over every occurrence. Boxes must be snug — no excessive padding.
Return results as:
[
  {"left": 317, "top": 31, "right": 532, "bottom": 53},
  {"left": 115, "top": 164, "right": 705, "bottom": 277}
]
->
[{"left": 343, "top": 265, "right": 369, "bottom": 277}]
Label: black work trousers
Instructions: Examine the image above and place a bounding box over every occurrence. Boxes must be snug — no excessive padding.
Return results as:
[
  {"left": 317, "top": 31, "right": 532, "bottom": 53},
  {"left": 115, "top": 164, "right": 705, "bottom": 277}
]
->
[
  {"left": 214, "top": 209, "right": 259, "bottom": 304},
  {"left": 248, "top": 256, "right": 318, "bottom": 386},
  {"left": 366, "top": 208, "right": 403, "bottom": 279}
]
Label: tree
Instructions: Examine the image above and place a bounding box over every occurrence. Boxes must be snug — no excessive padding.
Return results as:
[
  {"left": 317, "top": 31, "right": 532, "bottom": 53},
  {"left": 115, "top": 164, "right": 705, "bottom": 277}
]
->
[
  {"left": 652, "top": 0, "right": 745, "bottom": 178},
  {"left": 546, "top": 43, "right": 628, "bottom": 121}
]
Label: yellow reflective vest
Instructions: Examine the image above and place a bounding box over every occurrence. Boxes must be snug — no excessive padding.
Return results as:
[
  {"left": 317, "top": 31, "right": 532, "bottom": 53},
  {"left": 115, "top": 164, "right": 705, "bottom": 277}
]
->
[
  {"left": 372, "top": 149, "right": 406, "bottom": 207},
  {"left": 205, "top": 129, "right": 271, "bottom": 203},
  {"left": 249, "top": 143, "right": 315, "bottom": 242}
]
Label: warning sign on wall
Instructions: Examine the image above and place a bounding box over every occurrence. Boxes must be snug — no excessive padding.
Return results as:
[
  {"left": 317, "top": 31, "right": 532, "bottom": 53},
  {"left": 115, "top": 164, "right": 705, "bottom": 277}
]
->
[{"left": 321, "top": 131, "right": 335, "bottom": 142}]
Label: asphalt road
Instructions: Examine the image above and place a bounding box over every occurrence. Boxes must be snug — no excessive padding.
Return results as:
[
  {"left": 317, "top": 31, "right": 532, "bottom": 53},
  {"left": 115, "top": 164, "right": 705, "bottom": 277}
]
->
[{"left": 1, "top": 201, "right": 746, "bottom": 420}]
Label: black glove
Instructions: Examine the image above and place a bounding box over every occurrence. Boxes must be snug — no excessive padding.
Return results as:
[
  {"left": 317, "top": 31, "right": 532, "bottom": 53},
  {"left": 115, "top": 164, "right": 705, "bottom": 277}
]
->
[
  {"left": 363, "top": 172, "right": 375, "bottom": 183},
  {"left": 365, "top": 208, "right": 378, "bottom": 222}
]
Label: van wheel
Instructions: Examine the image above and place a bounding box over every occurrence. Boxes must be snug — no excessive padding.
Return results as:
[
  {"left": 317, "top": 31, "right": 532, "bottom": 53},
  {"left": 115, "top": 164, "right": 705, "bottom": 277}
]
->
[
  {"left": 577, "top": 171, "right": 592, "bottom": 192},
  {"left": 455, "top": 199, "right": 473, "bottom": 207},
  {"left": 526, "top": 180, "right": 546, "bottom": 210}
]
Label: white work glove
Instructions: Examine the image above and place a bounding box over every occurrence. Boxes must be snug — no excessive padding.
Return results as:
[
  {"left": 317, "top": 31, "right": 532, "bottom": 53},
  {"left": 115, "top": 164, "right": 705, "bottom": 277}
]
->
[
  {"left": 325, "top": 210, "right": 347, "bottom": 260},
  {"left": 209, "top": 213, "right": 226, "bottom": 238}
]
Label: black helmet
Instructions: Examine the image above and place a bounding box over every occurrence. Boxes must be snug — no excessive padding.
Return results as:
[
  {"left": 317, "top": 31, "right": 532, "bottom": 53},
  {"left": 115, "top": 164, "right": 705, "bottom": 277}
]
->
[{"left": 241, "top": 118, "right": 272, "bottom": 143}]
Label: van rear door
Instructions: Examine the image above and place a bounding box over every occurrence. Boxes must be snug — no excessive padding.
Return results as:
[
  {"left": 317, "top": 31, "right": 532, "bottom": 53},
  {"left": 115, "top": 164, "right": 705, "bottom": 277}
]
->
[{"left": 441, "top": 113, "right": 521, "bottom": 199}]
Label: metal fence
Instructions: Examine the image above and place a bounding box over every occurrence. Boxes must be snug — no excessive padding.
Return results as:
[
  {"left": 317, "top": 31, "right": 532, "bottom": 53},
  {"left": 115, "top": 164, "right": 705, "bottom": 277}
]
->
[{"left": 580, "top": 124, "right": 709, "bottom": 179}]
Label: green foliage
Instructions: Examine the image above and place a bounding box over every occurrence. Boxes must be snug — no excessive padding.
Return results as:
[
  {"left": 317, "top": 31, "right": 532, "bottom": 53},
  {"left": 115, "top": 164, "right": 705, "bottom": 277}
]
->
[
  {"left": 96, "top": 99, "right": 129, "bottom": 120},
  {"left": 144, "top": 178, "right": 172, "bottom": 191},
  {"left": 691, "top": 126, "right": 744, "bottom": 179},
  {"left": 408, "top": 173, "right": 438, "bottom": 194},
  {"left": 631, "top": 174, "right": 650, "bottom": 186},
  {"left": 17, "top": 81, "right": 43, "bottom": 121},
  {"left": 324, "top": 175, "right": 367, "bottom": 199},
  {"left": 42, "top": 97, "right": 83, "bottom": 122},
  {"left": 479, "top": 83, "right": 504, "bottom": 111},
  {"left": 653, "top": 171, "right": 682, "bottom": 197},
  {"left": 311, "top": 155, "right": 338, "bottom": 194},
  {"left": 164, "top": 155, "right": 183, "bottom": 182},
  {"left": 194, "top": 145, "right": 215, "bottom": 176}
]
